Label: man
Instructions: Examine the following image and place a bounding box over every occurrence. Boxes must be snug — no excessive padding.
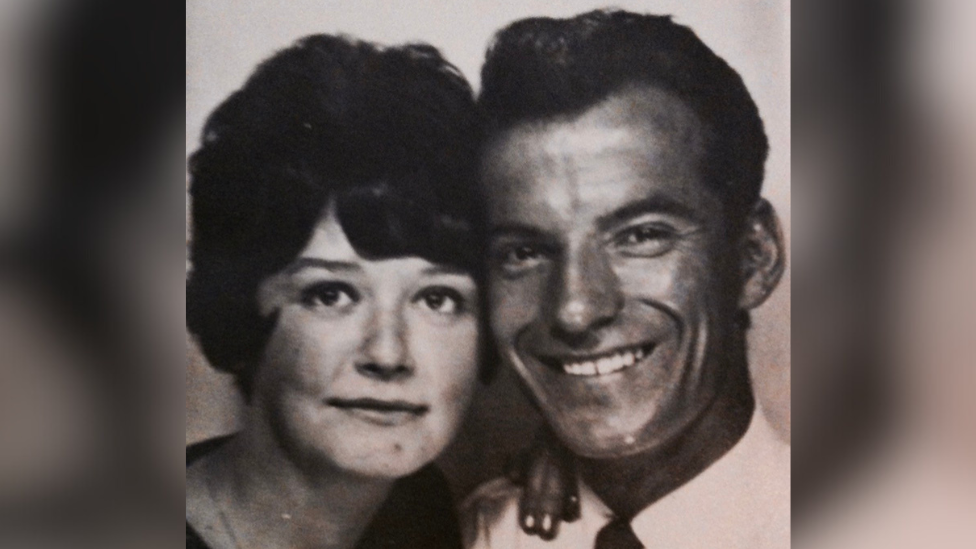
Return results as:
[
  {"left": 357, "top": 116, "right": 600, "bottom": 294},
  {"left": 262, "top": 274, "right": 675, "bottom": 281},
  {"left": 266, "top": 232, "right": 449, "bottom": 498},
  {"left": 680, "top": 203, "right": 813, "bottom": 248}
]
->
[{"left": 463, "top": 10, "right": 788, "bottom": 548}]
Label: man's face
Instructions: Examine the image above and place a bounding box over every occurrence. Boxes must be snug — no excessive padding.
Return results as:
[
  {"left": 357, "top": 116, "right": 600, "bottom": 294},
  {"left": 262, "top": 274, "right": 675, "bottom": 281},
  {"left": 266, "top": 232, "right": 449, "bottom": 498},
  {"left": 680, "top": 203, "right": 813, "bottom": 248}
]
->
[{"left": 483, "top": 89, "right": 742, "bottom": 459}]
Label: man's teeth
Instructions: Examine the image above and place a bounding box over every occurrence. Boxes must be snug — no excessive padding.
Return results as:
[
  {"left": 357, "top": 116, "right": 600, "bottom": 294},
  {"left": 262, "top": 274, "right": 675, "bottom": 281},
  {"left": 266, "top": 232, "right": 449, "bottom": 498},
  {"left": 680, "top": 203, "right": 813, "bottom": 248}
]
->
[{"left": 561, "top": 346, "right": 646, "bottom": 377}]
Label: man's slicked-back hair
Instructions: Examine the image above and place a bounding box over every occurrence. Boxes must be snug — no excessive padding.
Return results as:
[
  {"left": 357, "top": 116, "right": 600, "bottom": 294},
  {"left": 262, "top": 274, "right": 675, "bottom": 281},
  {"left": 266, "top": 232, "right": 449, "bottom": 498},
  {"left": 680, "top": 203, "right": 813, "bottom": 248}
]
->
[
  {"left": 187, "top": 35, "right": 488, "bottom": 396},
  {"left": 480, "top": 10, "right": 769, "bottom": 225}
]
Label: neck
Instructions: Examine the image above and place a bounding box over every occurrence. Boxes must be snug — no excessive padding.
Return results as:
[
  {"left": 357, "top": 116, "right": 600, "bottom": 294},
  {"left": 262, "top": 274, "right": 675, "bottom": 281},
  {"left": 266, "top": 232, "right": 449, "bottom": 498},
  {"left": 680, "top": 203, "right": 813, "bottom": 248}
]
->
[
  {"left": 209, "top": 408, "right": 393, "bottom": 549},
  {"left": 579, "top": 371, "right": 755, "bottom": 519}
]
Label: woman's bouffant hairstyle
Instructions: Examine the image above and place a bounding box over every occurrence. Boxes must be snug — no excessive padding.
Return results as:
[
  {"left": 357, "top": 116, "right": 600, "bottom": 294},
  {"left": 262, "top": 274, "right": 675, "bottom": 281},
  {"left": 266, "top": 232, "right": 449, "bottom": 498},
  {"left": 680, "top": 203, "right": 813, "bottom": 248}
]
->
[
  {"left": 187, "top": 35, "right": 486, "bottom": 396},
  {"left": 480, "top": 10, "right": 769, "bottom": 229}
]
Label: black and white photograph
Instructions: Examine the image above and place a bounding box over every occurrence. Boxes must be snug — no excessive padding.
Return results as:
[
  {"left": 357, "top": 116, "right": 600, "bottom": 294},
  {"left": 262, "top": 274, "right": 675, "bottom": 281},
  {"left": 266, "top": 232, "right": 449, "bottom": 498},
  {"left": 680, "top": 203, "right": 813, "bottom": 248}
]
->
[{"left": 185, "top": 2, "right": 789, "bottom": 548}]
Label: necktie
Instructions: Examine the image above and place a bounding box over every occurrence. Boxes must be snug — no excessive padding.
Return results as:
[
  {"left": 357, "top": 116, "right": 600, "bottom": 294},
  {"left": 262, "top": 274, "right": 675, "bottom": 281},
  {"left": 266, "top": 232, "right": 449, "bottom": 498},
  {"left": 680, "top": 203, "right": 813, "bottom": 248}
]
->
[{"left": 594, "top": 517, "right": 644, "bottom": 549}]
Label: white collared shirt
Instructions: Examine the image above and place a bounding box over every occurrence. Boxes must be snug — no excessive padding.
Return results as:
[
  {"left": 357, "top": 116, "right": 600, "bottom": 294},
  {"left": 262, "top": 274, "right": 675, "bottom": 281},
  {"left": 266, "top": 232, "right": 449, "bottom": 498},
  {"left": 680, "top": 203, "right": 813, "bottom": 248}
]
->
[{"left": 461, "top": 412, "right": 790, "bottom": 549}]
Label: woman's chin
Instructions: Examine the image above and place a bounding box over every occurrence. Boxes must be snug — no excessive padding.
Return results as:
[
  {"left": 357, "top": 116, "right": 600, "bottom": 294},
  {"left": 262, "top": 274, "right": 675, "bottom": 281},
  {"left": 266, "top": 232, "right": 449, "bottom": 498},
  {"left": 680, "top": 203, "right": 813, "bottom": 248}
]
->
[
  {"left": 334, "top": 451, "right": 432, "bottom": 480},
  {"left": 312, "top": 437, "right": 442, "bottom": 480}
]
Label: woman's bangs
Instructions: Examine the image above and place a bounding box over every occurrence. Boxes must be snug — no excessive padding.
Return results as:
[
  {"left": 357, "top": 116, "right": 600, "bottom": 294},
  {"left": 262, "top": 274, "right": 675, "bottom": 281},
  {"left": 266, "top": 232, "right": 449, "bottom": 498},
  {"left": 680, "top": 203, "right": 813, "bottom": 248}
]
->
[{"left": 335, "top": 180, "right": 477, "bottom": 272}]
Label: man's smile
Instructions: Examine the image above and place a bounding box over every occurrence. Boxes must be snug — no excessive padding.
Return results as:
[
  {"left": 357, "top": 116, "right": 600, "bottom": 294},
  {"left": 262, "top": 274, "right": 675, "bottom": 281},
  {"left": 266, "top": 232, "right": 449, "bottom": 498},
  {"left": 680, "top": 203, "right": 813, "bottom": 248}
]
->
[{"left": 534, "top": 342, "right": 656, "bottom": 377}]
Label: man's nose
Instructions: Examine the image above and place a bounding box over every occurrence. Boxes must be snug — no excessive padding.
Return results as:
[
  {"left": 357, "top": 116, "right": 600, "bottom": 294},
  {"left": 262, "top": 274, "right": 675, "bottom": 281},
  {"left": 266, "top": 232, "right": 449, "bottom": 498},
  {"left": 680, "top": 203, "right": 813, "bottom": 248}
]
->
[
  {"left": 548, "top": 243, "right": 623, "bottom": 344},
  {"left": 357, "top": 306, "right": 413, "bottom": 381}
]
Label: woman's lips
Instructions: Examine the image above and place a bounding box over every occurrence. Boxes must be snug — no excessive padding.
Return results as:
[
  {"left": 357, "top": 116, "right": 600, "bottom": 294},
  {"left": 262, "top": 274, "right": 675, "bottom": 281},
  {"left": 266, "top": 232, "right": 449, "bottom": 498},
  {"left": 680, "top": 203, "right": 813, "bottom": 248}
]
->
[{"left": 325, "top": 398, "right": 429, "bottom": 426}]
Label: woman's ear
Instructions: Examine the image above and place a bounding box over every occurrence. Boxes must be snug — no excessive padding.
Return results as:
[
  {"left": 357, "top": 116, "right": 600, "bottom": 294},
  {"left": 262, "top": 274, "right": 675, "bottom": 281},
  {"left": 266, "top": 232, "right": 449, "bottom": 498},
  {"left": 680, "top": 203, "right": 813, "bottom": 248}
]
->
[{"left": 738, "top": 198, "right": 786, "bottom": 310}]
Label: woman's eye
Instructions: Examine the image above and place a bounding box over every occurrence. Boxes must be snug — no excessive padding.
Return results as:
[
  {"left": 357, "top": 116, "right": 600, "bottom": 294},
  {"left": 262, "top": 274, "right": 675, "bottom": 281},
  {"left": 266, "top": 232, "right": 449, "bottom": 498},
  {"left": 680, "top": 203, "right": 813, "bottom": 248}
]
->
[
  {"left": 614, "top": 224, "right": 677, "bottom": 256},
  {"left": 416, "top": 287, "right": 465, "bottom": 315},
  {"left": 300, "top": 282, "right": 359, "bottom": 310}
]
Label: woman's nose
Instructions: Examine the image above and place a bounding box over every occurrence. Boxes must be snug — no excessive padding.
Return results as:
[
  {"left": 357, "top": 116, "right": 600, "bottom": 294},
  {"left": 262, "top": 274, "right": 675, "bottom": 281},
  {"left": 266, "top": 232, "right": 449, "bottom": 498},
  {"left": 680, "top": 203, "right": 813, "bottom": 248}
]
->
[{"left": 357, "top": 307, "right": 413, "bottom": 381}]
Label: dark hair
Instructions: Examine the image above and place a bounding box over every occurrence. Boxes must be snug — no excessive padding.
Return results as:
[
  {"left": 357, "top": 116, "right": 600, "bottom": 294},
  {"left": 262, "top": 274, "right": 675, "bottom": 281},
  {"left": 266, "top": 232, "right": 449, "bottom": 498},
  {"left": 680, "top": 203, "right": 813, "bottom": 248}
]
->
[
  {"left": 479, "top": 9, "right": 769, "bottom": 226},
  {"left": 187, "top": 34, "right": 486, "bottom": 395}
]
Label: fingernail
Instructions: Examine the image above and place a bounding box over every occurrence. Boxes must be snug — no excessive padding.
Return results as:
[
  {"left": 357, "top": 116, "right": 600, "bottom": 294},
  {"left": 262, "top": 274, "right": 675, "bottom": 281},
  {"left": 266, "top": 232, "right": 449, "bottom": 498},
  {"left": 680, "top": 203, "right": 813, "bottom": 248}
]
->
[
  {"left": 541, "top": 514, "right": 552, "bottom": 533},
  {"left": 524, "top": 515, "right": 535, "bottom": 529},
  {"left": 566, "top": 496, "right": 581, "bottom": 521}
]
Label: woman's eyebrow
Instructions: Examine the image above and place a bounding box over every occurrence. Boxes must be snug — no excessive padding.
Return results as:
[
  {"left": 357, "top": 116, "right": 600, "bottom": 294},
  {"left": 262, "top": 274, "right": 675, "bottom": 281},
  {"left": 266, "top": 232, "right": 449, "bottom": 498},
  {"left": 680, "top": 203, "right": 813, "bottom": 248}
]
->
[
  {"left": 286, "top": 257, "right": 362, "bottom": 274},
  {"left": 421, "top": 265, "right": 469, "bottom": 276}
]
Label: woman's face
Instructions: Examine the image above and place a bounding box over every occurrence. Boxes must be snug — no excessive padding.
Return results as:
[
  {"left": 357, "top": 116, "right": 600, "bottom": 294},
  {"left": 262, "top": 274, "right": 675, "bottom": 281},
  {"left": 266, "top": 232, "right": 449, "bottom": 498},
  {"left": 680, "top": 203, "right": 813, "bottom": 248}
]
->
[{"left": 252, "top": 207, "right": 480, "bottom": 479}]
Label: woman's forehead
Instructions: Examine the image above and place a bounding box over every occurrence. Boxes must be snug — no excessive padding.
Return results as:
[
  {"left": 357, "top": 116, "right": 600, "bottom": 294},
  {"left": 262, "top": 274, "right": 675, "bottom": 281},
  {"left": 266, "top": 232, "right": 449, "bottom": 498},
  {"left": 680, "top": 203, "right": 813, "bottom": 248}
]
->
[{"left": 291, "top": 210, "right": 472, "bottom": 280}]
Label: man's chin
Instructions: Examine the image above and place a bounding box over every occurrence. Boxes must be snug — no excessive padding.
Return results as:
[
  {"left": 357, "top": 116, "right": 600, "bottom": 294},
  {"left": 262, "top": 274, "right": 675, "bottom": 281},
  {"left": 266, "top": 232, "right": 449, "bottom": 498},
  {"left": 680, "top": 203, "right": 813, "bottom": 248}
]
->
[
  {"left": 559, "top": 434, "right": 651, "bottom": 460},
  {"left": 545, "top": 413, "right": 657, "bottom": 459}
]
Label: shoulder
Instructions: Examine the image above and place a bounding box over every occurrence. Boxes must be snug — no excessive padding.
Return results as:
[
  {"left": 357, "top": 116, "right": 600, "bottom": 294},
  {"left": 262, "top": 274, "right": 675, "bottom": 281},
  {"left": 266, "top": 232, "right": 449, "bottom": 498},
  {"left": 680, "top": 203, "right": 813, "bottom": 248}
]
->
[
  {"left": 186, "top": 522, "right": 212, "bottom": 549},
  {"left": 630, "top": 413, "right": 790, "bottom": 548},
  {"left": 186, "top": 435, "right": 233, "bottom": 467},
  {"left": 396, "top": 462, "right": 453, "bottom": 496},
  {"left": 186, "top": 436, "right": 234, "bottom": 549},
  {"left": 737, "top": 417, "right": 791, "bottom": 548},
  {"left": 359, "top": 464, "right": 463, "bottom": 549},
  {"left": 459, "top": 478, "right": 523, "bottom": 549},
  {"left": 726, "top": 413, "right": 790, "bottom": 547},
  {"left": 383, "top": 463, "right": 456, "bottom": 517}
]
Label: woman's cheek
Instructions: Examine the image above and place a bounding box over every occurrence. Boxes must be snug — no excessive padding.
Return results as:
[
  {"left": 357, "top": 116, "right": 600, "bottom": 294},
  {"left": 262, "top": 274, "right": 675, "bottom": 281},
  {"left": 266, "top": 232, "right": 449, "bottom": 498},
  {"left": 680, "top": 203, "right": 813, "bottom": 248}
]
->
[
  {"left": 418, "top": 318, "right": 480, "bottom": 429},
  {"left": 273, "top": 308, "right": 364, "bottom": 390}
]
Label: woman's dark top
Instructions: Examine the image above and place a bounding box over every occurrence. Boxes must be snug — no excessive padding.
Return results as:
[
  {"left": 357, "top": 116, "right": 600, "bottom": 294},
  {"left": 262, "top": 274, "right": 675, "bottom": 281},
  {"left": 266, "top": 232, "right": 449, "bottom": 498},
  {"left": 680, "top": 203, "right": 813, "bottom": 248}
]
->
[{"left": 186, "top": 437, "right": 462, "bottom": 549}]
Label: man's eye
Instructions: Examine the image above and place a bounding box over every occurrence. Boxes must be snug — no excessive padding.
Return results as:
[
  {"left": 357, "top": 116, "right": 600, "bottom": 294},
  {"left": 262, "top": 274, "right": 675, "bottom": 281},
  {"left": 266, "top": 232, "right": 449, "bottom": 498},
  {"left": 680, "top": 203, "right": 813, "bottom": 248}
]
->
[
  {"left": 497, "top": 244, "right": 546, "bottom": 270},
  {"left": 415, "top": 287, "right": 465, "bottom": 315},
  {"left": 509, "top": 246, "right": 541, "bottom": 262},
  {"left": 300, "top": 282, "right": 359, "bottom": 310},
  {"left": 614, "top": 224, "right": 677, "bottom": 255}
]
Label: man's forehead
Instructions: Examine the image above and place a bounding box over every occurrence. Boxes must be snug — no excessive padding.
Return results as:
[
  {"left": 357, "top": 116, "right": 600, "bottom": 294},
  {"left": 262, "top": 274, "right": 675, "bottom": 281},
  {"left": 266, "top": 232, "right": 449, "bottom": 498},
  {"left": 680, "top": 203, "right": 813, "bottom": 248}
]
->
[
  {"left": 483, "top": 86, "right": 706, "bottom": 158},
  {"left": 480, "top": 87, "right": 712, "bottom": 223},
  {"left": 482, "top": 88, "right": 707, "bottom": 189}
]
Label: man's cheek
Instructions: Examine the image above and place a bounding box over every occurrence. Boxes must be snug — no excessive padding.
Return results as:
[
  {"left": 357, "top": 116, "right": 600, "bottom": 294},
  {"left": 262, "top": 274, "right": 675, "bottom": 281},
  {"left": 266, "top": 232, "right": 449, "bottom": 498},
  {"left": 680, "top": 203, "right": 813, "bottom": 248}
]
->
[
  {"left": 489, "top": 277, "right": 541, "bottom": 341},
  {"left": 618, "top": 255, "right": 717, "bottom": 311}
]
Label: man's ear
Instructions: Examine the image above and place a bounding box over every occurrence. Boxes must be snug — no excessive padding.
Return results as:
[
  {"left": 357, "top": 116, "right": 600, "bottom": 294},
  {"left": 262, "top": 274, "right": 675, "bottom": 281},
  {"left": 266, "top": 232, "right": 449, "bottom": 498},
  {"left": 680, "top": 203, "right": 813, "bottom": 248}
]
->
[{"left": 738, "top": 198, "right": 786, "bottom": 310}]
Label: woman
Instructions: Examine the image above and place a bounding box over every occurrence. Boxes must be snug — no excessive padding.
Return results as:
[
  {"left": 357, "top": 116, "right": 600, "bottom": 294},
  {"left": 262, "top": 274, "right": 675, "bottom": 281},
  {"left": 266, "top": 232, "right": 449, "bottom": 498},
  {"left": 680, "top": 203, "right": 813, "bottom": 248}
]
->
[{"left": 185, "top": 34, "right": 485, "bottom": 549}]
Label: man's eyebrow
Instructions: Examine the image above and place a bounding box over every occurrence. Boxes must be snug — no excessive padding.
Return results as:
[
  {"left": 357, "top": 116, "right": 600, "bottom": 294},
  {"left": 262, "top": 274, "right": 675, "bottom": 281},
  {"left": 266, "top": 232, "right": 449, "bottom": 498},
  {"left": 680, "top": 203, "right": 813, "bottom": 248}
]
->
[
  {"left": 487, "top": 224, "right": 552, "bottom": 241},
  {"left": 597, "top": 195, "right": 701, "bottom": 231},
  {"left": 285, "top": 258, "right": 362, "bottom": 274}
]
